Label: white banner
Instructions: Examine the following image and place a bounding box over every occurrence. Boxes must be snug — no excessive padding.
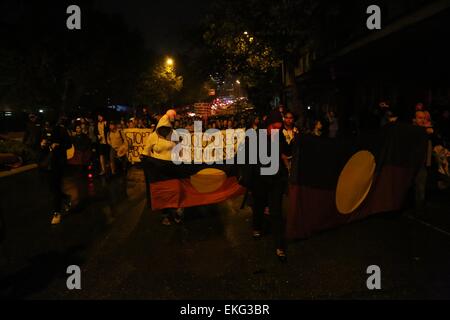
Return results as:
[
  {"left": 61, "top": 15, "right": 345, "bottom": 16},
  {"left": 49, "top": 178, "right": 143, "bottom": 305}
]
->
[
  {"left": 123, "top": 129, "right": 154, "bottom": 163},
  {"left": 123, "top": 128, "right": 246, "bottom": 164}
]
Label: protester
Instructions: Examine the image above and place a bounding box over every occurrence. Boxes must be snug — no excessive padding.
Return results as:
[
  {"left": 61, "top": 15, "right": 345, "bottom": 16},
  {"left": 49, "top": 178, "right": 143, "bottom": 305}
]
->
[
  {"left": 38, "top": 116, "right": 72, "bottom": 225},
  {"left": 142, "top": 110, "right": 184, "bottom": 225},
  {"left": 414, "top": 110, "right": 435, "bottom": 216},
  {"left": 87, "top": 118, "right": 97, "bottom": 144},
  {"left": 310, "top": 119, "right": 323, "bottom": 137},
  {"left": 137, "top": 118, "right": 147, "bottom": 129},
  {"left": 243, "top": 110, "right": 289, "bottom": 261},
  {"left": 248, "top": 115, "right": 260, "bottom": 130},
  {"left": 107, "top": 121, "right": 128, "bottom": 176},
  {"left": 433, "top": 142, "right": 450, "bottom": 190},
  {"left": 23, "top": 113, "right": 42, "bottom": 151},
  {"left": 70, "top": 124, "right": 92, "bottom": 166},
  {"left": 326, "top": 111, "right": 339, "bottom": 138},
  {"left": 95, "top": 114, "right": 109, "bottom": 176},
  {"left": 282, "top": 111, "right": 300, "bottom": 175}
]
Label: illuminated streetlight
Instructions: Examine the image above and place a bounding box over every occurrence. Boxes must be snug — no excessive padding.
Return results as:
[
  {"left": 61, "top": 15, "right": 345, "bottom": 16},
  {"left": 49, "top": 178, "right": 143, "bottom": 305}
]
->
[
  {"left": 166, "top": 57, "right": 174, "bottom": 66},
  {"left": 235, "top": 80, "right": 242, "bottom": 97}
]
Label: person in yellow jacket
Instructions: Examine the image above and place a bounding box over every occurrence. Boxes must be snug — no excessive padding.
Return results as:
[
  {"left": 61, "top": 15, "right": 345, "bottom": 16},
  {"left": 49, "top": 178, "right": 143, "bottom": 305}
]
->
[
  {"left": 142, "top": 110, "right": 184, "bottom": 225},
  {"left": 142, "top": 113, "right": 177, "bottom": 161}
]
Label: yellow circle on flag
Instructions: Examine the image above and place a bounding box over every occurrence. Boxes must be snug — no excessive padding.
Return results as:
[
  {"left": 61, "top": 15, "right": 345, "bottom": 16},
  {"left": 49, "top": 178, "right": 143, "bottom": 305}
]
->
[
  {"left": 66, "top": 145, "right": 75, "bottom": 160},
  {"left": 190, "top": 168, "right": 227, "bottom": 194},
  {"left": 336, "top": 151, "right": 376, "bottom": 215}
]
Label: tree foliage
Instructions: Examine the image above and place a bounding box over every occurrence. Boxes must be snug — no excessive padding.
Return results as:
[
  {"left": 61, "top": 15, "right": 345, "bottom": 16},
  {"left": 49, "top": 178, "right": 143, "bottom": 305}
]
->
[
  {"left": 0, "top": 0, "right": 147, "bottom": 115},
  {"left": 133, "top": 59, "right": 184, "bottom": 108},
  {"left": 203, "top": 0, "right": 339, "bottom": 110}
]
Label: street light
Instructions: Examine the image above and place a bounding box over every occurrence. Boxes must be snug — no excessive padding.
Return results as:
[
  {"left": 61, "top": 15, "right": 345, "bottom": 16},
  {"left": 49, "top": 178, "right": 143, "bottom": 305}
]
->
[{"left": 166, "top": 57, "right": 174, "bottom": 67}]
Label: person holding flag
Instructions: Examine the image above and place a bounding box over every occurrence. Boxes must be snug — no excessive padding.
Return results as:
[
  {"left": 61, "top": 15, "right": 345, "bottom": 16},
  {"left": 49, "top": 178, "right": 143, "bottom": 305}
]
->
[{"left": 142, "top": 110, "right": 184, "bottom": 225}]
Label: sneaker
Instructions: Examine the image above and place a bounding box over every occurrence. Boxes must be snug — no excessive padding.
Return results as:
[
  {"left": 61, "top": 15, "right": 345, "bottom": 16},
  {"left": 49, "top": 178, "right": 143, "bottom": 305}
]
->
[
  {"left": 161, "top": 217, "right": 172, "bottom": 226},
  {"left": 63, "top": 199, "right": 72, "bottom": 214},
  {"left": 276, "top": 249, "right": 287, "bottom": 262},
  {"left": 174, "top": 208, "right": 184, "bottom": 224},
  {"left": 51, "top": 213, "right": 62, "bottom": 225},
  {"left": 252, "top": 230, "right": 262, "bottom": 239}
]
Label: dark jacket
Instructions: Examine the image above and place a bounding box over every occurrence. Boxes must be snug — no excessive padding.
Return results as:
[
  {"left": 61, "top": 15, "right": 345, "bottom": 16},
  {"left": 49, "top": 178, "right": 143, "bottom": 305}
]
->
[
  {"left": 39, "top": 125, "right": 72, "bottom": 171},
  {"left": 23, "top": 121, "right": 42, "bottom": 149},
  {"left": 239, "top": 128, "right": 289, "bottom": 190}
]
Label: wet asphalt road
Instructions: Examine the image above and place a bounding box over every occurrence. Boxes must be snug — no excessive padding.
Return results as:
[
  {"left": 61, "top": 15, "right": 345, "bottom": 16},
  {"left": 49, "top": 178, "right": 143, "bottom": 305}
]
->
[{"left": 1, "top": 167, "right": 450, "bottom": 300}]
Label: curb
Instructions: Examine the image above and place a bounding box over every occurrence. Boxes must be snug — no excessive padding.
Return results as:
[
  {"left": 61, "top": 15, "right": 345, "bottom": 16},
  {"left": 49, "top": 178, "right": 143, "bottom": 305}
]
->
[{"left": 0, "top": 164, "right": 38, "bottom": 179}]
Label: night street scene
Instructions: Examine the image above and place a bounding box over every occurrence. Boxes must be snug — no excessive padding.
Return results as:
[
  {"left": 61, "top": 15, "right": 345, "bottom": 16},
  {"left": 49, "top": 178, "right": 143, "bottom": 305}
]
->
[{"left": 1, "top": 0, "right": 450, "bottom": 307}]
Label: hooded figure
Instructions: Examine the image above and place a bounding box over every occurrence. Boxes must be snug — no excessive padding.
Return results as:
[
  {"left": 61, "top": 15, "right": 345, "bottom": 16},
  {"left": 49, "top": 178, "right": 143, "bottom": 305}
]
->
[
  {"left": 141, "top": 113, "right": 184, "bottom": 225},
  {"left": 142, "top": 114, "right": 177, "bottom": 161}
]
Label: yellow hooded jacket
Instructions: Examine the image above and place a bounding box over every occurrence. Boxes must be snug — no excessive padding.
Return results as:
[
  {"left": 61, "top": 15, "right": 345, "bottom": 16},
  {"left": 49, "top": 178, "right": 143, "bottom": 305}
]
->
[{"left": 142, "top": 115, "right": 177, "bottom": 161}]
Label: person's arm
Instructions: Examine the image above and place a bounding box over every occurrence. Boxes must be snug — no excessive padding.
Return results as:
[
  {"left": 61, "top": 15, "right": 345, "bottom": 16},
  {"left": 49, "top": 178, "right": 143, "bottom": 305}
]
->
[
  {"left": 119, "top": 130, "right": 128, "bottom": 146},
  {"left": 141, "top": 133, "right": 156, "bottom": 157}
]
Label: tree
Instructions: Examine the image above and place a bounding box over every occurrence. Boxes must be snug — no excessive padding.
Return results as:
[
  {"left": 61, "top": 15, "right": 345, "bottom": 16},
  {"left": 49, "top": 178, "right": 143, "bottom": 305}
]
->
[
  {"left": 203, "top": 0, "right": 339, "bottom": 114},
  {"left": 0, "top": 0, "right": 148, "bottom": 115},
  {"left": 133, "top": 58, "right": 184, "bottom": 111}
]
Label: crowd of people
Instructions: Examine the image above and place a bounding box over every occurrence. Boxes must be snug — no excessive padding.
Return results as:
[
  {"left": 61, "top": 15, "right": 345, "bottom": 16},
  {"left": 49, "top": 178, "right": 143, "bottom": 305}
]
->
[{"left": 20, "top": 101, "right": 450, "bottom": 260}]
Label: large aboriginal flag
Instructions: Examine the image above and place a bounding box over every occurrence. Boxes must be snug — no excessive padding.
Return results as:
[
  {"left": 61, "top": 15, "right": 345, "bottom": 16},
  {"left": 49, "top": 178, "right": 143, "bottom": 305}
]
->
[
  {"left": 287, "top": 123, "right": 428, "bottom": 239},
  {"left": 143, "top": 157, "right": 246, "bottom": 210}
]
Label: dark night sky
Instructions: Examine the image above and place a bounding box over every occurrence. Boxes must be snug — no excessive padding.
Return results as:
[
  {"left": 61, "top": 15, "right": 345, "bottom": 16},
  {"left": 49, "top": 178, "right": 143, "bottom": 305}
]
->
[{"left": 94, "top": 0, "right": 213, "bottom": 54}]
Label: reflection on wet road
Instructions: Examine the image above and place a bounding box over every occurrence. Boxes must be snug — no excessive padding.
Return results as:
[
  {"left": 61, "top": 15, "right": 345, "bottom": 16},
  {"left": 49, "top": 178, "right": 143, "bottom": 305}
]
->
[{"left": 1, "top": 167, "right": 450, "bottom": 299}]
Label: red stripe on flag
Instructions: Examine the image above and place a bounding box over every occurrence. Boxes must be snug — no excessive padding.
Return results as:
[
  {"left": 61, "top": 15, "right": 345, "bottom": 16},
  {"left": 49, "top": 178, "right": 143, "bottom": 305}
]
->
[
  {"left": 287, "top": 165, "right": 418, "bottom": 240},
  {"left": 150, "top": 177, "right": 246, "bottom": 210}
]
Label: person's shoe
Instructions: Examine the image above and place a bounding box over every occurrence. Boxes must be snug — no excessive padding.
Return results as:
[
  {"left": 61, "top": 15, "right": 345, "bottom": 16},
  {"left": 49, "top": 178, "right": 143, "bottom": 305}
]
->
[
  {"left": 161, "top": 217, "right": 172, "bottom": 226},
  {"left": 63, "top": 199, "right": 72, "bottom": 214},
  {"left": 99, "top": 171, "right": 106, "bottom": 176},
  {"left": 276, "top": 249, "right": 287, "bottom": 262},
  {"left": 174, "top": 208, "right": 184, "bottom": 224},
  {"left": 51, "top": 213, "right": 62, "bottom": 225},
  {"left": 252, "top": 230, "right": 262, "bottom": 239}
]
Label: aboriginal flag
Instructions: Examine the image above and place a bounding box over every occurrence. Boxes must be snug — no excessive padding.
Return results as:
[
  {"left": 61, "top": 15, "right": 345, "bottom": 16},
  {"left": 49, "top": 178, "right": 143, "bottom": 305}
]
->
[
  {"left": 287, "top": 123, "right": 428, "bottom": 239},
  {"left": 143, "top": 157, "right": 246, "bottom": 210}
]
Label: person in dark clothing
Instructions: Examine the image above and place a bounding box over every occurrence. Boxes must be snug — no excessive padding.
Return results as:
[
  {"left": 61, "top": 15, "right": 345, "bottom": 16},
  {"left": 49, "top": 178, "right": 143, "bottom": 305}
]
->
[
  {"left": 39, "top": 119, "right": 72, "bottom": 225},
  {"left": 281, "top": 111, "right": 300, "bottom": 175},
  {"left": 242, "top": 110, "right": 290, "bottom": 261},
  {"left": 70, "top": 124, "right": 92, "bottom": 166},
  {"left": 413, "top": 110, "right": 435, "bottom": 217},
  {"left": 72, "top": 124, "right": 91, "bottom": 152},
  {"left": 23, "top": 113, "right": 42, "bottom": 151},
  {"left": 94, "top": 114, "right": 109, "bottom": 175}
]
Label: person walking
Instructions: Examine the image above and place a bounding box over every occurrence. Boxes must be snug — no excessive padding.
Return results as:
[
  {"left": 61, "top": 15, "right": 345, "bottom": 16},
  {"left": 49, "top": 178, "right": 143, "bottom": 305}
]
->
[
  {"left": 107, "top": 121, "right": 128, "bottom": 176},
  {"left": 282, "top": 111, "right": 300, "bottom": 175},
  {"left": 243, "top": 110, "right": 290, "bottom": 261},
  {"left": 95, "top": 114, "right": 109, "bottom": 176},
  {"left": 142, "top": 110, "right": 184, "bottom": 225},
  {"left": 38, "top": 117, "right": 72, "bottom": 225},
  {"left": 23, "top": 113, "right": 42, "bottom": 152}
]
